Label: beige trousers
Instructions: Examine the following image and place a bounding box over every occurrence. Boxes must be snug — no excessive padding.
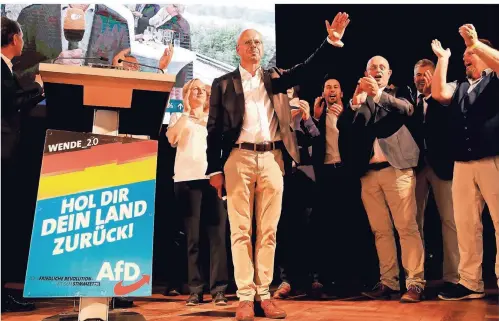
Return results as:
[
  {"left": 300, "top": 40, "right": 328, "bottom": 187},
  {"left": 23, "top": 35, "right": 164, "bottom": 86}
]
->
[
  {"left": 361, "top": 166, "right": 426, "bottom": 290},
  {"left": 415, "top": 165, "right": 459, "bottom": 283},
  {"left": 223, "top": 148, "right": 284, "bottom": 301},
  {"left": 453, "top": 156, "right": 499, "bottom": 292}
]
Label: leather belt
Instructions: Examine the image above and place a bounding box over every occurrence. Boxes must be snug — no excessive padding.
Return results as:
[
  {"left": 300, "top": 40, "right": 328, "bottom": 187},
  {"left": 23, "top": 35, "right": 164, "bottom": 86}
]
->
[
  {"left": 325, "top": 162, "right": 344, "bottom": 169},
  {"left": 368, "top": 161, "right": 391, "bottom": 171},
  {"left": 234, "top": 141, "right": 284, "bottom": 152}
]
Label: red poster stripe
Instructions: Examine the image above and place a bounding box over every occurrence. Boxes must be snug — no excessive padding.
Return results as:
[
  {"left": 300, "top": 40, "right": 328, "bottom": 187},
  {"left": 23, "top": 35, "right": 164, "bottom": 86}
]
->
[{"left": 41, "top": 141, "right": 157, "bottom": 175}]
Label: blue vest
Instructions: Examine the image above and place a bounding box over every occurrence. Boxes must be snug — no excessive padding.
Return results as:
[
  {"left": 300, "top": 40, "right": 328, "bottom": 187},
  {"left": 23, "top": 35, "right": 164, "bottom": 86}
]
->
[{"left": 448, "top": 71, "right": 499, "bottom": 161}]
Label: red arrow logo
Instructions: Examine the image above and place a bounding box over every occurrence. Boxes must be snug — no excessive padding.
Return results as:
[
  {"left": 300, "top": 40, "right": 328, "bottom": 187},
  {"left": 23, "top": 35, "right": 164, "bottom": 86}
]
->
[{"left": 113, "top": 274, "right": 150, "bottom": 296}]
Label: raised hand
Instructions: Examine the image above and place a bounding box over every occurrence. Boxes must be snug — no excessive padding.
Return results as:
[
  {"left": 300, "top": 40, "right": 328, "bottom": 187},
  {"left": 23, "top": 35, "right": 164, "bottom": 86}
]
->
[
  {"left": 352, "top": 82, "right": 367, "bottom": 105},
  {"left": 459, "top": 24, "right": 478, "bottom": 48},
  {"left": 325, "top": 12, "right": 350, "bottom": 44},
  {"left": 298, "top": 100, "right": 311, "bottom": 120},
  {"left": 182, "top": 81, "right": 194, "bottom": 114},
  {"left": 313, "top": 96, "right": 325, "bottom": 119},
  {"left": 159, "top": 42, "right": 174, "bottom": 70},
  {"left": 431, "top": 39, "right": 451, "bottom": 59},
  {"left": 422, "top": 69, "right": 433, "bottom": 96},
  {"left": 360, "top": 76, "right": 379, "bottom": 97}
]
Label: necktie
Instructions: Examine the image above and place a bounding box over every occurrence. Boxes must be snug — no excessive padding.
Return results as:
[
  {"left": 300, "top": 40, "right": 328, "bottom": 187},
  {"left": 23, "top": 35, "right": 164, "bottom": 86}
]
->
[{"left": 416, "top": 93, "right": 425, "bottom": 121}]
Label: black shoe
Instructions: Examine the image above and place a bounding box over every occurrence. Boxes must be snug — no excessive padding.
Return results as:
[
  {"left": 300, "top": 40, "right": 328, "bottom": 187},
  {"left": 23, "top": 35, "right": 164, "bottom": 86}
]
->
[
  {"left": 112, "top": 297, "right": 134, "bottom": 309},
  {"left": 1, "top": 293, "right": 36, "bottom": 312},
  {"left": 163, "top": 287, "right": 181, "bottom": 296},
  {"left": 438, "top": 283, "right": 485, "bottom": 301},
  {"left": 361, "top": 282, "right": 399, "bottom": 300},
  {"left": 212, "top": 292, "right": 228, "bottom": 306},
  {"left": 186, "top": 293, "right": 202, "bottom": 306}
]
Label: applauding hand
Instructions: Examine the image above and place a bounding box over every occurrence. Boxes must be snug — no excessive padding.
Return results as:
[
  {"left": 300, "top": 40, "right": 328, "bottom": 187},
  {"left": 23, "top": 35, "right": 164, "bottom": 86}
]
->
[
  {"left": 431, "top": 39, "right": 451, "bottom": 60},
  {"left": 459, "top": 24, "right": 478, "bottom": 48}
]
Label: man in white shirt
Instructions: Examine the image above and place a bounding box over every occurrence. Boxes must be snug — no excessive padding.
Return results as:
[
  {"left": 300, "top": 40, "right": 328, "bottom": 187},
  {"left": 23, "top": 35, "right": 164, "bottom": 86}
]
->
[{"left": 206, "top": 12, "right": 351, "bottom": 321}]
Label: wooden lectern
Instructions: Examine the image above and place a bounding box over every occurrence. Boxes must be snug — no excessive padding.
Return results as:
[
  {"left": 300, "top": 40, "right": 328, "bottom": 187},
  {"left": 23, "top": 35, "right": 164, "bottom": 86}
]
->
[
  {"left": 39, "top": 63, "right": 175, "bottom": 138},
  {"left": 38, "top": 63, "right": 175, "bottom": 321}
]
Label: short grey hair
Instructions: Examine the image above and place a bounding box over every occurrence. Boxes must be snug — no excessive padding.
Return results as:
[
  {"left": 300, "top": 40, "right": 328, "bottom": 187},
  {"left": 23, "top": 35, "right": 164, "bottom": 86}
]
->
[{"left": 414, "top": 59, "right": 435, "bottom": 71}]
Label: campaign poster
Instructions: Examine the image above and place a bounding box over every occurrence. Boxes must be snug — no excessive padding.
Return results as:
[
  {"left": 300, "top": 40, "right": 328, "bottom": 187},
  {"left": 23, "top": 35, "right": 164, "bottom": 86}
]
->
[{"left": 24, "top": 130, "right": 157, "bottom": 298}]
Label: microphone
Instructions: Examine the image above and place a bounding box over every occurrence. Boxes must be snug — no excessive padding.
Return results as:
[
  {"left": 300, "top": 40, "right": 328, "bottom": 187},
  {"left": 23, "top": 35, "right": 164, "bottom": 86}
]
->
[
  {"left": 51, "top": 56, "right": 109, "bottom": 64},
  {"left": 63, "top": 7, "right": 86, "bottom": 50},
  {"left": 117, "top": 59, "right": 165, "bottom": 73}
]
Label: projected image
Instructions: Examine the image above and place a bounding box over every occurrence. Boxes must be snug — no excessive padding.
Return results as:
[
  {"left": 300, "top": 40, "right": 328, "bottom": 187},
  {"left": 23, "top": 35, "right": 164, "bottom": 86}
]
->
[{"left": 2, "top": 3, "right": 276, "bottom": 123}]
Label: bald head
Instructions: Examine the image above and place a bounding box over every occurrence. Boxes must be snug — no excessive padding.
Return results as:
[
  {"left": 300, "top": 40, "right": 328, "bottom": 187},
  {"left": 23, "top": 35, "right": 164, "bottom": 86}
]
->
[
  {"left": 366, "top": 56, "right": 390, "bottom": 71},
  {"left": 236, "top": 29, "right": 264, "bottom": 66},
  {"left": 365, "top": 55, "right": 392, "bottom": 88}
]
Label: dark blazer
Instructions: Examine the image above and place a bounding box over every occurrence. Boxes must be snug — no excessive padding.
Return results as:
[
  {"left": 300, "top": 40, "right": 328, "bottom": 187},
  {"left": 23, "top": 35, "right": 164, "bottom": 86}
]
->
[
  {"left": 349, "top": 86, "right": 415, "bottom": 177},
  {"left": 13, "top": 4, "right": 131, "bottom": 86},
  {"left": 311, "top": 100, "right": 356, "bottom": 172},
  {"left": 1, "top": 58, "right": 44, "bottom": 159},
  {"left": 403, "top": 88, "right": 455, "bottom": 180},
  {"left": 206, "top": 39, "right": 342, "bottom": 175},
  {"left": 135, "top": 4, "right": 160, "bottom": 35}
]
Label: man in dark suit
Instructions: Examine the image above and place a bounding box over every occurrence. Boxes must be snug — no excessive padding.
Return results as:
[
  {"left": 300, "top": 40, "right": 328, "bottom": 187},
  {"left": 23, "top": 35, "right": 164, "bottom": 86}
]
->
[
  {"left": 349, "top": 56, "right": 426, "bottom": 303},
  {"left": 303, "top": 77, "right": 375, "bottom": 298},
  {"left": 1, "top": 16, "right": 44, "bottom": 313},
  {"left": 13, "top": 4, "right": 131, "bottom": 86},
  {"left": 404, "top": 59, "right": 459, "bottom": 292},
  {"left": 431, "top": 27, "right": 499, "bottom": 301},
  {"left": 132, "top": 4, "right": 160, "bottom": 35},
  {"left": 273, "top": 85, "right": 319, "bottom": 299},
  {"left": 206, "top": 12, "right": 351, "bottom": 321}
]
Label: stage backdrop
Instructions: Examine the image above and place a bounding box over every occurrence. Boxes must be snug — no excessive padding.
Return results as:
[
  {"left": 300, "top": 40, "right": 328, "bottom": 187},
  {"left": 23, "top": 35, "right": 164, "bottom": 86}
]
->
[{"left": 24, "top": 130, "right": 157, "bottom": 297}]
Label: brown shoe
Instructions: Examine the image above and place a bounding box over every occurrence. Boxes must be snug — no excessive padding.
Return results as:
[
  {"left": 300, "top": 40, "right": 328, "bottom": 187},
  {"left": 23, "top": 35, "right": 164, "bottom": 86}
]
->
[
  {"left": 400, "top": 285, "right": 424, "bottom": 303},
  {"left": 273, "top": 282, "right": 291, "bottom": 299},
  {"left": 258, "top": 299, "right": 286, "bottom": 319},
  {"left": 235, "top": 301, "right": 254, "bottom": 321},
  {"left": 361, "top": 282, "right": 399, "bottom": 300}
]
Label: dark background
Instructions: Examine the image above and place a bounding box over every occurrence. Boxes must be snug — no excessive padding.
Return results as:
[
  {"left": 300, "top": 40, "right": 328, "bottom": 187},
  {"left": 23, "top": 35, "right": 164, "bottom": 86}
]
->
[
  {"left": 275, "top": 4, "right": 499, "bottom": 103},
  {"left": 274, "top": 3, "right": 499, "bottom": 285},
  {"left": 3, "top": 4, "right": 499, "bottom": 291}
]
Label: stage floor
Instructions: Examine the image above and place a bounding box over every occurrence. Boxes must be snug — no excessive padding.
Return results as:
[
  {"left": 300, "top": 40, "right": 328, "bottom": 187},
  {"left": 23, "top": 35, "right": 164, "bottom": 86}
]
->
[{"left": 2, "top": 288, "right": 498, "bottom": 321}]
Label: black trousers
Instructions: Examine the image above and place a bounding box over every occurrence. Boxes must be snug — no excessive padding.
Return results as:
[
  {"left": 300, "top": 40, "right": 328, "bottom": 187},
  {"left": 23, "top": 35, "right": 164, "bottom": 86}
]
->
[
  {"left": 310, "top": 164, "right": 377, "bottom": 290},
  {"left": 174, "top": 179, "right": 228, "bottom": 295},
  {"left": 1, "top": 155, "right": 31, "bottom": 287},
  {"left": 276, "top": 168, "right": 316, "bottom": 289}
]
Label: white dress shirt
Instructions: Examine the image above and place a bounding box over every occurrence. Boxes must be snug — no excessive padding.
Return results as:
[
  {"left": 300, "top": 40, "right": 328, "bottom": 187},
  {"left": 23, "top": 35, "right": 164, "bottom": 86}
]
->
[
  {"left": 236, "top": 65, "right": 281, "bottom": 144},
  {"left": 447, "top": 68, "right": 495, "bottom": 95},
  {"left": 60, "top": 4, "right": 96, "bottom": 54},
  {"left": 1, "top": 53, "right": 13, "bottom": 74},
  {"left": 324, "top": 108, "right": 341, "bottom": 164},
  {"left": 148, "top": 7, "right": 173, "bottom": 29}
]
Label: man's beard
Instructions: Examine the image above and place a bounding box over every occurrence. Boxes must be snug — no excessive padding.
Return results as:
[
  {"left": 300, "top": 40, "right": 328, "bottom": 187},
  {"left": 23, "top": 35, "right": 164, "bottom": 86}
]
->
[{"left": 466, "top": 67, "right": 475, "bottom": 79}]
